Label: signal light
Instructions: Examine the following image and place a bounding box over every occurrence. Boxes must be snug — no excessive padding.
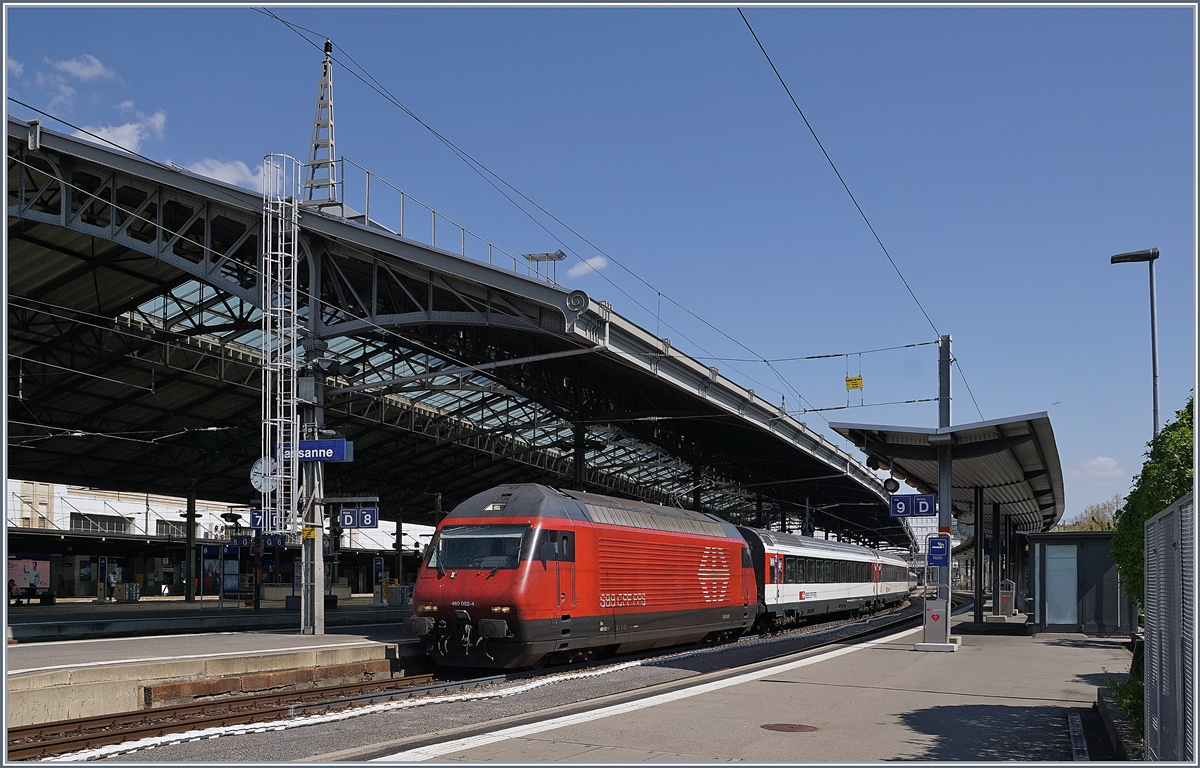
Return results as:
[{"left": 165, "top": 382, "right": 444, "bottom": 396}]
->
[{"left": 491, "top": 606, "right": 514, "bottom": 614}]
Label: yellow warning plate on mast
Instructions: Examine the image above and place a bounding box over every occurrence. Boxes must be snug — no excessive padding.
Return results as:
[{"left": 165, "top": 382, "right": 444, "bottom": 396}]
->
[{"left": 845, "top": 375, "right": 863, "bottom": 391}]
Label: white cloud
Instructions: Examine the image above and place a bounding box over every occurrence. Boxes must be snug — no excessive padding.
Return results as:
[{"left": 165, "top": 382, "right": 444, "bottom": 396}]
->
[
  {"left": 35, "top": 71, "right": 75, "bottom": 108},
  {"left": 184, "top": 158, "right": 265, "bottom": 192},
  {"left": 566, "top": 255, "right": 608, "bottom": 278},
  {"left": 115, "top": 99, "right": 135, "bottom": 111},
  {"left": 1069, "top": 456, "right": 1125, "bottom": 481},
  {"left": 75, "top": 109, "right": 166, "bottom": 154},
  {"left": 49, "top": 53, "right": 115, "bottom": 81},
  {"left": 142, "top": 109, "right": 166, "bottom": 140},
  {"left": 7, "top": 56, "right": 23, "bottom": 77}
]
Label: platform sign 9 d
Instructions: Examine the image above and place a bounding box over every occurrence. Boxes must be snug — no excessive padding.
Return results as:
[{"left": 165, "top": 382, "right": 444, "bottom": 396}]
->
[{"left": 889, "top": 493, "right": 937, "bottom": 518}]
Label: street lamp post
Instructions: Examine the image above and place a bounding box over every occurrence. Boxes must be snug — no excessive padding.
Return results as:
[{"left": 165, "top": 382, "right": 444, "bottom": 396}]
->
[{"left": 1110, "top": 248, "right": 1160, "bottom": 436}]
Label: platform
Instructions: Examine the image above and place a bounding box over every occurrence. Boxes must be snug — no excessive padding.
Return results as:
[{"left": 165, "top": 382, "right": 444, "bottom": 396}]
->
[
  {"left": 5, "top": 593, "right": 412, "bottom": 643},
  {"left": 372, "top": 614, "right": 1130, "bottom": 762},
  {"left": 5, "top": 601, "right": 422, "bottom": 728}
]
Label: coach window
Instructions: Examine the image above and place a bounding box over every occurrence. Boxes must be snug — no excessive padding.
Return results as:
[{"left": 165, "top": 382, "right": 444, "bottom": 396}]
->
[{"left": 785, "top": 556, "right": 798, "bottom": 584}]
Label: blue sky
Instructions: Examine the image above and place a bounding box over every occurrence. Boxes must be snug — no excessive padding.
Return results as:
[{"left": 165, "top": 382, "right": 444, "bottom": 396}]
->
[{"left": 5, "top": 5, "right": 1195, "bottom": 520}]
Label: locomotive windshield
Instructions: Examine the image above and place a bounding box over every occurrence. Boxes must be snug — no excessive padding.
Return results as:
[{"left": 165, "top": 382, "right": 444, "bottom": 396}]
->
[{"left": 427, "top": 524, "right": 528, "bottom": 571}]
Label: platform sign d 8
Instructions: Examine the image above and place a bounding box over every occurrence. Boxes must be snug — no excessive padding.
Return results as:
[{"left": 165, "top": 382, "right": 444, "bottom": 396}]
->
[{"left": 338, "top": 507, "right": 379, "bottom": 529}]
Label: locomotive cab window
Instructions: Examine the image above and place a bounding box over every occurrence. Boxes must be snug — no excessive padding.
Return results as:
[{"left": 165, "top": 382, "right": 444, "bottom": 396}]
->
[
  {"left": 524, "top": 529, "right": 576, "bottom": 562},
  {"left": 741, "top": 547, "right": 752, "bottom": 569},
  {"left": 427, "top": 524, "right": 528, "bottom": 571}
]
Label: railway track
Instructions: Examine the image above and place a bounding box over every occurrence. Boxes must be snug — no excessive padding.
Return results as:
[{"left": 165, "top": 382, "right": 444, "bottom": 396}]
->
[
  {"left": 8, "top": 598, "right": 952, "bottom": 761},
  {"left": 5, "top": 673, "right": 476, "bottom": 761}
]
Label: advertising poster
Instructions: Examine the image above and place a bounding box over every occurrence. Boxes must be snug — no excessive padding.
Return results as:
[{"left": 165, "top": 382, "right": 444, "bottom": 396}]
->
[
  {"left": 78, "top": 559, "right": 92, "bottom": 580},
  {"left": 202, "top": 558, "right": 218, "bottom": 594},
  {"left": 8, "top": 559, "right": 49, "bottom": 589},
  {"left": 223, "top": 559, "right": 239, "bottom": 594}
]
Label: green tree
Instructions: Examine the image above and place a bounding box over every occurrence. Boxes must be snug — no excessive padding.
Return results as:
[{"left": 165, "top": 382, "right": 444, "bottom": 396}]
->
[
  {"left": 1055, "top": 493, "right": 1122, "bottom": 532},
  {"left": 1111, "top": 395, "right": 1194, "bottom": 607}
]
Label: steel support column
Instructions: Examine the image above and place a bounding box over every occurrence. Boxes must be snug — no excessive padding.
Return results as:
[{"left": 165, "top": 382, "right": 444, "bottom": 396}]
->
[
  {"left": 974, "top": 486, "right": 984, "bottom": 623},
  {"left": 184, "top": 480, "right": 197, "bottom": 602},
  {"left": 991, "top": 502, "right": 1002, "bottom": 616},
  {"left": 936, "top": 334, "right": 952, "bottom": 602},
  {"left": 572, "top": 371, "right": 585, "bottom": 492},
  {"left": 395, "top": 510, "right": 404, "bottom": 586}
]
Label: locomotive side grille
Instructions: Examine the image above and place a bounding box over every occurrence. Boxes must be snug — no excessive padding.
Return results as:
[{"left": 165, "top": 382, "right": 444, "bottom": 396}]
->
[
  {"left": 585, "top": 504, "right": 725, "bottom": 537},
  {"left": 598, "top": 538, "right": 732, "bottom": 605}
]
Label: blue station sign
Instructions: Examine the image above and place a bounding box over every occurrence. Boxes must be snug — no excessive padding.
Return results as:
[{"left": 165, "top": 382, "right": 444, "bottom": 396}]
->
[
  {"left": 927, "top": 535, "right": 951, "bottom": 567},
  {"left": 889, "top": 493, "right": 937, "bottom": 518},
  {"left": 276, "top": 439, "right": 353, "bottom": 463},
  {"left": 338, "top": 507, "right": 379, "bottom": 529}
]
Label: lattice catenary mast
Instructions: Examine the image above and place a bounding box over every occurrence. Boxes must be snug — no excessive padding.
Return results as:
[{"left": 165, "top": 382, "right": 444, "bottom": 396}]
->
[
  {"left": 303, "top": 39, "right": 337, "bottom": 205},
  {"left": 260, "top": 155, "right": 301, "bottom": 533}
]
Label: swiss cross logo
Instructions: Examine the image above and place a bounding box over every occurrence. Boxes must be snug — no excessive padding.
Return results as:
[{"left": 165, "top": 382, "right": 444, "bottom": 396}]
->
[{"left": 698, "top": 547, "right": 730, "bottom": 603}]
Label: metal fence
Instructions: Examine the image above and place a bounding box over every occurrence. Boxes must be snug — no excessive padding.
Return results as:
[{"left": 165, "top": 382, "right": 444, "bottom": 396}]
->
[{"left": 1144, "top": 491, "right": 1194, "bottom": 761}]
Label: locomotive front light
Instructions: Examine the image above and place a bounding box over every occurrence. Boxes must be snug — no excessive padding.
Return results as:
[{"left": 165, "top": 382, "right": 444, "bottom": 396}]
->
[
  {"left": 416, "top": 603, "right": 438, "bottom": 613},
  {"left": 491, "top": 605, "right": 514, "bottom": 614}
]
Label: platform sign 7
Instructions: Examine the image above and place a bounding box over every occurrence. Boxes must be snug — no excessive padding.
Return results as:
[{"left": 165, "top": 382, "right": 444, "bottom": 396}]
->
[
  {"left": 357, "top": 507, "right": 379, "bottom": 529},
  {"left": 339, "top": 508, "right": 357, "bottom": 529},
  {"left": 249, "top": 509, "right": 281, "bottom": 530}
]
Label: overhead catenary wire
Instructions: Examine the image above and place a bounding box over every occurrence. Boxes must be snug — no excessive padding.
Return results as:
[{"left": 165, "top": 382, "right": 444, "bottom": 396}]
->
[{"left": 736, "top": 8, "right": 985, "bottom": 422}]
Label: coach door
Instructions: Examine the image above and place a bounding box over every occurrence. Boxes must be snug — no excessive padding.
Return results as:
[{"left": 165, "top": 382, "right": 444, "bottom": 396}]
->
[
  {"left": 770, "top": 554, "right": 781, "bottom": 605},
  {"left": 546, "top": 531, "right": 576, "bottom": 608}
]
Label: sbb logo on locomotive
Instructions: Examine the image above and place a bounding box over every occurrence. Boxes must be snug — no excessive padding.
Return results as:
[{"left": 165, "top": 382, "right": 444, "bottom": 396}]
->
[{"left": 599, "top": 592, "right": 647, "bottom": 608}]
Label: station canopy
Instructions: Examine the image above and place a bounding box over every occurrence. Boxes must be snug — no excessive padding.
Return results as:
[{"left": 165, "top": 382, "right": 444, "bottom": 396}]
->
[
  {"left": 830, "top": 413, "right": 1065, "bottom": 538},
  {"left": 7, "top": 117, "right": 911, "bottom": 548}
]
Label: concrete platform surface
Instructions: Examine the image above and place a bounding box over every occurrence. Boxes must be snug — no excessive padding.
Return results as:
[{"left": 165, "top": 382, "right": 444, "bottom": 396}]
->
[
  {"left": 5, "top": 594, "right": 413, "bottom": 642},
  {"left": 5, "top": 623, "right": 421, "bottom": 727},
  {"left": 375, "top": 618, "right": 1130, "bottom": 762}
]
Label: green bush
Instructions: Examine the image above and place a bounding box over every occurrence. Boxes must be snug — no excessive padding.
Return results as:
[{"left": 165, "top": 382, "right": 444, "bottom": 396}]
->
[
  {"left": 1110, "top": 396, "right": 1193, "bottom": 607},
  {"left": 1106, "top": 672, "right": 1144, "bottom": 736}
]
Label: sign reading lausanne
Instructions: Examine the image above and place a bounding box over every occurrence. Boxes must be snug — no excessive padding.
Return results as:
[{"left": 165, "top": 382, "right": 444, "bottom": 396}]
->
[{"left": 276, "top": 439, "right": 353, "bottom": 463}]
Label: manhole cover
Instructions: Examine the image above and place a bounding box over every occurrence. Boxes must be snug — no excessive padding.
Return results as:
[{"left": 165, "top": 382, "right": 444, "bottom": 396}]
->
[{"left": 761, "top": 723, "right": 818, "bottom": 733}]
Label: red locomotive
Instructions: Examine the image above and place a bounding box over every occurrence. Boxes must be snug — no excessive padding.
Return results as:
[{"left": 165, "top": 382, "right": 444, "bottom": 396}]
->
[{"left": 403, "top": 483, "right": 909, "bottom": 669}]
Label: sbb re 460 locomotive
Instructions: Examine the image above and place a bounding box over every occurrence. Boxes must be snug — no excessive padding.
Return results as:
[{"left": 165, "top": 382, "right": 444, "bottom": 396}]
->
[{"left": 403, "top": 484, "right": 910, "bottom": 669}]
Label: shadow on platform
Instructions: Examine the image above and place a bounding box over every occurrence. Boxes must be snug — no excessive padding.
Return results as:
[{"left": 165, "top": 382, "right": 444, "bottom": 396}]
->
[{"left": 894, "top": 703, "right": 1072, "bottom": 761}]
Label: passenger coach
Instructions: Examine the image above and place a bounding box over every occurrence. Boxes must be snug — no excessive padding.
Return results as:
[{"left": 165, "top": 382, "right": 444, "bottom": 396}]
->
[{"left": 737, "top": 528, "right": 910, "bottom": 630}]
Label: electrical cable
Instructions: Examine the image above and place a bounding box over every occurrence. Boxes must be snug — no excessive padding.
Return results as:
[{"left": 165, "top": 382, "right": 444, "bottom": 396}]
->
[
  {"left": 737, "top": 8, "right": 938, "bottom": 338},
  {"left": 736, "top": 7, "right": 986, "bottom": 422}
]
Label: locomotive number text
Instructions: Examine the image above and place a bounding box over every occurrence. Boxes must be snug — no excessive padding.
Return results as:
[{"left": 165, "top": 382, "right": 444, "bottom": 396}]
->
[{"left": 599, "top": 592, "right": 647, "bottom": 608}]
